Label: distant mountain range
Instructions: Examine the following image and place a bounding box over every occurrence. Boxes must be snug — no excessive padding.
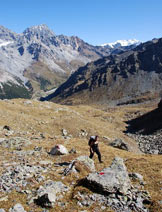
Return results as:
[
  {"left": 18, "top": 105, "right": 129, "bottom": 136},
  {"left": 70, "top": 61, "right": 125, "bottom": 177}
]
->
[
  {"left": 0, "top": 24, "right": 140, "bottom": 99},
  {"left": 101, "top": 39, "right": 141, "bottom": 48},
  {"left": 45, "top": 38, "right": 162, "bottom": 105}
]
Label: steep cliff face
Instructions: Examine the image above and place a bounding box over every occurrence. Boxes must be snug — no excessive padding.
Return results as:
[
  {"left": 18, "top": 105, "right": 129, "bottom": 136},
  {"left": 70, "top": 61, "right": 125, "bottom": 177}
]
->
[{"left": 48, "top": 38, "right": 162, "bottom": 105}]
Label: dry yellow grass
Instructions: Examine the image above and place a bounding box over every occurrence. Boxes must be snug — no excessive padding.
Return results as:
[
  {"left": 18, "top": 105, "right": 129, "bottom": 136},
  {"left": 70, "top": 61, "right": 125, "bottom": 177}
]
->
[{"left": 0, "top": 99, "right": 161, "bottom": 211}]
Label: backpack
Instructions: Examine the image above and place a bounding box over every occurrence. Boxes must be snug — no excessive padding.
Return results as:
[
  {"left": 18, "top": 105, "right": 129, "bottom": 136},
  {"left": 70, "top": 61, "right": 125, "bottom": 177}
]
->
[{"left": 88, "top": 136, "right": 95, "bottom": 146}]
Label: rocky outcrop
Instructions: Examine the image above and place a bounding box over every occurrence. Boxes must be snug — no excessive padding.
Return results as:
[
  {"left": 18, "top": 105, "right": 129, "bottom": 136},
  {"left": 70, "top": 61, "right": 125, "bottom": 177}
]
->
[
  {"left": 85, "top": 157, "right": 131, "bottom": 194},
  {"left": 77, "top": 157, "right": 151, "bottom": 212}
]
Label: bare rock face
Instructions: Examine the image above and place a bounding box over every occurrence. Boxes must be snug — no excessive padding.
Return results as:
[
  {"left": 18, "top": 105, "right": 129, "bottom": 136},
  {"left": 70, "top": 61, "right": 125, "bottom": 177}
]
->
[
  {"left": 85, "top": 157, "right": 131, "bottom": 194},
  {"left": 49, "top": 144, "right": 68, "bottom": 155}
]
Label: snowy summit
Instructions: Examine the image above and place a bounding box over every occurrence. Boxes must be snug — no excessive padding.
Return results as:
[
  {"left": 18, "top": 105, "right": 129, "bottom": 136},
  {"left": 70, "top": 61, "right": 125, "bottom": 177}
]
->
[{"left": 101, "top": 39, "right": 141, "bottom": 48}]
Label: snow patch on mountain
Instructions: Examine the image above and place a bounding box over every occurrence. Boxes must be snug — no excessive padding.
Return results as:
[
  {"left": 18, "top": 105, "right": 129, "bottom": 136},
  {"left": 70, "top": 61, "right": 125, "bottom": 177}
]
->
[
  {"left": 101, "top": 39, "right": 141, "bottom": 48},
  {"left": 0, "top": 70, "right": 20, "bottom": 87},
  {"left": 0, "top": 39, "right": 13, "bottom": 47}
]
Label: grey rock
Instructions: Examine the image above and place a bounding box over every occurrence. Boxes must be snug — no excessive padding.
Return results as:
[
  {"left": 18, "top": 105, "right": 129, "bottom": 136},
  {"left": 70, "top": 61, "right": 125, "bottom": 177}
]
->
[
  {"left": 9, "top": 203, "right": 26, "bottom": 212},
  {"left": 36, "top": 180, "right": 69, "bottom": 207},
  {"left": 129, "top": 173, "right": 144, "bottom": 181},
  {"left": 49, "top": 144, "right": 68, "bottom": 155},
  {"left": 109, "top": 139, "right": 129, "bottom": 151},
  {"left": 0, "top": 137, "right": 31, "bottom": 149},
  {"left": 69, "top": 148, "right": 77, "bottom": 154},
  {"left": 76, "top": 155, "right": 95, "bottom": 172},
  {"left": 85, "top": 157, "right": 131, "bottom": 194},
  {"left": 62, "top": 129, "right": 68, "bottom": 136}
]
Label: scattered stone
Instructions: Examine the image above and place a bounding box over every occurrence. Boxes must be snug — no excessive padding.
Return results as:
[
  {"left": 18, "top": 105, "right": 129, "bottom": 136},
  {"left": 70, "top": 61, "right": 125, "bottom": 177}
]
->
[
  {"left": 0, "top": 163, "right": 47, "bottom": 193},
  {"left": 3, "top": 125, "right": 10, "bottom": 131},
  {"left": 23, "top": 100, "right": 32, "bottom": 106},
  {"left": 63, "top": 161, "right": 76, "bottom": 176},
  {"left": 109, "top": 138, "right": 129, "bottom": 151},
  {"left": 69, "top": 148, "right": 77, "bottom": 154},
  {"left": 9, "top": 203, "right": 26, "bottom": 212},
  {"left": 0, "top": 196, "right": 8, "bottom": 201},
  {"left": 35, "top": 180, "right": 69, "bottom": 208},
  {"left": 62, "top": 129, "right": 68, "bottom": 136},
  {"left": 49, "top": 145, "right": 68, "bottom": 155},
  {"left": 79, "top": 129, "right": 88, "bottom": 137},
  {"left": 0, "top": 137, "right": 31, "bottom": 149},
  {"left": 127, "top": 131, "right": 162, "bottom": 154},
  {"left": 129, "top": 172, "right": 144, "bottom": 182},
  {"left": 102, "top": 136, "right": 110, "bottom": 141},
  {"left": 34, "top": 146, "right": 43, "bottom": 151}
]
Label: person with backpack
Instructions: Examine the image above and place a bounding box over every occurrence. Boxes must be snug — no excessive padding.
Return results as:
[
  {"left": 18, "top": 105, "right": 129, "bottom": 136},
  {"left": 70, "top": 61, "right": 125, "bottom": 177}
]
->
[{"left": 89, "top": 135, "right": 103, "bottom": 163}]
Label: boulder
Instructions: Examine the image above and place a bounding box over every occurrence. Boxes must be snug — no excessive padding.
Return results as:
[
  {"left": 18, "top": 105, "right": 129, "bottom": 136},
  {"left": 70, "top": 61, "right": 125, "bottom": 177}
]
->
[
  {"left": 85, "top": 157, "right": 131, "bottom": 194},
  {"left": 9, "top": 204, "right": 26, "bottom": 212},
  {"left": 49, "top": 144, "right": 68, "bottom": 155},
  {"left": 35, "top": 180, "right": 69, "bottom": 207},
  {"left": 76, "top": 156, "right": 95, "bottom": 172},
  {"left": 63, "top": 156, "right": 95, "bottom": 176},
  {"left": 109, "top": 139, "right": 129, "bottom": 151}
]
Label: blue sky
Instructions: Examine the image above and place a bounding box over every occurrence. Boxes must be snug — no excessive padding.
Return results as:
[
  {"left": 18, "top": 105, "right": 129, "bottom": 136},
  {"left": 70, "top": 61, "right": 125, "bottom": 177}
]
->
[{"left": 1, "top": 0, "right": 162, "bottom": 45}]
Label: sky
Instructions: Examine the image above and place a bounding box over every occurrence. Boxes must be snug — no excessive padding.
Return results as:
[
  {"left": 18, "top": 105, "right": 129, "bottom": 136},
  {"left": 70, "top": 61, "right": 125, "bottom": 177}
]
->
[{"left": 1, "top": 0, "right": 162, "bottom": 45}]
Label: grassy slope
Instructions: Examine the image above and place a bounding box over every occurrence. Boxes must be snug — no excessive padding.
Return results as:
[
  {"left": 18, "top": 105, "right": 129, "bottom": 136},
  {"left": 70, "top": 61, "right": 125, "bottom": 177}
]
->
[{"left": 0, "top": 99, "right": 161, "bottom": 211}]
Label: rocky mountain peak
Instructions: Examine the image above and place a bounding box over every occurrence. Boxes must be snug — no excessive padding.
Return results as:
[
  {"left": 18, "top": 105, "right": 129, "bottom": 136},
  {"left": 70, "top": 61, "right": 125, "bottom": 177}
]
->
[
  {"left": 0, "top": 25, "right": 17, "bottom": 41},
  {"left": 23, "top": 24, "right": 56, "bottom": 41}
]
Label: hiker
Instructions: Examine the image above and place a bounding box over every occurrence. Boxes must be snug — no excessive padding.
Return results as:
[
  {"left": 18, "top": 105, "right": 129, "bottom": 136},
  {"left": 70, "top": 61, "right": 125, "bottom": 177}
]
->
[{"left": 89, "top": 135, "right": 103, "bottom": 163}]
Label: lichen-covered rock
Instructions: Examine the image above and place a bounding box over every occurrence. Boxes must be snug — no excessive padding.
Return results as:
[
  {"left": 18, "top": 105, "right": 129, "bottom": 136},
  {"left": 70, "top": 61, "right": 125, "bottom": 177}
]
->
[
  {"left": 85, "top": 157, "right": 130, "bottom": 194},
  {"left": 49, "top": 144, "right": 68, "bottom": 155}
]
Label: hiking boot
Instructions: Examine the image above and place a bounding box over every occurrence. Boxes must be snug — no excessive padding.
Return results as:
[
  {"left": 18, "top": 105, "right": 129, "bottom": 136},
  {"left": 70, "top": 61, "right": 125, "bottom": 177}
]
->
[{"left": 100, "top": 161, "right": 103, "bottom": 163}]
